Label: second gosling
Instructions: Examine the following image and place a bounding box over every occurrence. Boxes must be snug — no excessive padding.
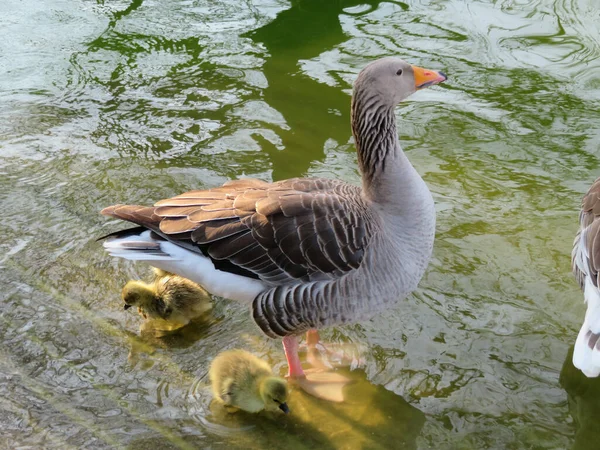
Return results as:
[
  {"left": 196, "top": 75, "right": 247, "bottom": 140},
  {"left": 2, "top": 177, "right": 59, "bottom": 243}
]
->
[
  {"left": 122, "top": 269, "right": 212, "bottom": 327},
  {"left": 209, "top": 349, "right": 290, "bottom": 414}
]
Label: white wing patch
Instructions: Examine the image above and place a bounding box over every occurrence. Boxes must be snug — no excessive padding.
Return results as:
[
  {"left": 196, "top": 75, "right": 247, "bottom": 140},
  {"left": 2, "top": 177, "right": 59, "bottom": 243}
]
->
[{"left": 573, "top": 274, "right": 600, "bottom": 377}]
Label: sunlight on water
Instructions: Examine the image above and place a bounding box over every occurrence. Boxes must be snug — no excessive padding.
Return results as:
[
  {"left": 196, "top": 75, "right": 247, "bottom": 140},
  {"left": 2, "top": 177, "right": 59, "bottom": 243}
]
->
[{"left": 2, "top": 0, "right": 600, "bottom": 448}]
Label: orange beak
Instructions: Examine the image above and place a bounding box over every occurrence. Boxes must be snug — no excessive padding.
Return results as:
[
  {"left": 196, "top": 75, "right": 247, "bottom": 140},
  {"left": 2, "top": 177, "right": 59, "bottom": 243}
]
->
[{"left": 411, "top": 65, "right": 447, "bottom": 89}]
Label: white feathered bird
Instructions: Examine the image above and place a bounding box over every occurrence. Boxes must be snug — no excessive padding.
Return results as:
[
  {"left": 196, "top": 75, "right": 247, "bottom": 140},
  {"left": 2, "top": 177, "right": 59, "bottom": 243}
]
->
[{"left": 572, "top": 177, "right": 600, "bottom": 376}]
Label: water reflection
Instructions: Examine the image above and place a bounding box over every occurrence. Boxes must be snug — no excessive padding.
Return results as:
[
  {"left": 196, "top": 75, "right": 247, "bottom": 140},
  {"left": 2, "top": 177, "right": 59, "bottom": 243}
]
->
[
  {"left": 198, "top": 368, "right": 424, "bottom": 450},
  {"left": 127, "top": 317, "right": 217, "bottom": 366},
  {"left": 246, "top": 0, "right": 393, "bottom": 180},
  {"left": 560, "top": 346, "right": 600, "bottom": 450}
]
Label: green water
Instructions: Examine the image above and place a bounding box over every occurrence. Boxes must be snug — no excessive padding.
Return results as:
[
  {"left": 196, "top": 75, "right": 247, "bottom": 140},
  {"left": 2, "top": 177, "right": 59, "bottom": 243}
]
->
[{"left": 2, "top": 0, "right": 600, "bottom": 448}]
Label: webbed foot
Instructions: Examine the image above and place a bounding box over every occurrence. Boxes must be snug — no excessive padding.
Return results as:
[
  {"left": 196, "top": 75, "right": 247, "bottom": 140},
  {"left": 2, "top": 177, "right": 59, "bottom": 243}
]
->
[{"left": 290, "top": 369, "right": 351, "bottom": 402}]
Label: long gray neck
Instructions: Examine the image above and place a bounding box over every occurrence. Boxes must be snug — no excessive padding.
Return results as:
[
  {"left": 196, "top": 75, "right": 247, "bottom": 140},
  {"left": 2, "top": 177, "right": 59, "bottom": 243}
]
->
[{"left": 351, "top": 90, "right": 409, "bottom": 202}]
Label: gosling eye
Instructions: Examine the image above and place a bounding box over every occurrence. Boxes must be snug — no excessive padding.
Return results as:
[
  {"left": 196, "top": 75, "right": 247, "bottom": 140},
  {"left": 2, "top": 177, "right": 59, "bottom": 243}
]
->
[{"left": 396, "top": 69, "right": 403, "bottom": 76}]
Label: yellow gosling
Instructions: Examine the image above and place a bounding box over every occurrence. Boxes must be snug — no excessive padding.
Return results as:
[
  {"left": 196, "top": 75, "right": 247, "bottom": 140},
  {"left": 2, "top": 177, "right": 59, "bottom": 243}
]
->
[
  {"left": 209, "top": 349, "right": 289, "bottom": 414},
  {"left": 121, "top": 270, "right": 211, "bottom": 328}
]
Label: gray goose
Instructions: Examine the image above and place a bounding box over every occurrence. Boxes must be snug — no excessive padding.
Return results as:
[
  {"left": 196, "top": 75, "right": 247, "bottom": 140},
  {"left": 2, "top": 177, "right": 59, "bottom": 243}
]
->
[
  {"left": 101, "top": 57, "right": 447, "bottom": 397},
  {"left": 572, "top": 177, "right": 600, "bottom": 376}
]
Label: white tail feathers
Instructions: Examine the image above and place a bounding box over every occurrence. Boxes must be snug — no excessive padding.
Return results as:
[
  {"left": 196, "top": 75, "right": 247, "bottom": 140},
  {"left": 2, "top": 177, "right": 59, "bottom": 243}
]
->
[
  {"left": 102, "top": 230, "right": 265, "bottom": 303},
  {"left": 573, "top": 277, "right": 600, "bottom": 377},
  {"left": 103, "top": 231, "right": 174, "bottom": 261}
]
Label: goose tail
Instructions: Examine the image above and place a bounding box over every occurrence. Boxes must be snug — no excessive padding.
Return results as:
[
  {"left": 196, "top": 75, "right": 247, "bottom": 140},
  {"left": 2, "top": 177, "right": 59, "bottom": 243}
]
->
[
  {"left": 102, "top": 229, "right": 174, "bottom": 261},
  {"left": 100, "top": 227, "right": 265, "bottom": 304}
]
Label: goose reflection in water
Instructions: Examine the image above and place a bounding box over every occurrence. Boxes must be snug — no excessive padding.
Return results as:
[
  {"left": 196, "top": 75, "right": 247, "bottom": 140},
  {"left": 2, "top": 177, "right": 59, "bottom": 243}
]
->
[{"left": 560, "top": 346, "right": 600, "bottom": 450}]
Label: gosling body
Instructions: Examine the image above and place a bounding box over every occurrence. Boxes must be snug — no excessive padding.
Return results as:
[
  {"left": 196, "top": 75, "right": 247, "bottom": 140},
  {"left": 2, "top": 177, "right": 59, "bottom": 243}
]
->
[
  {"left": 122, "top": 269, "right": 211, "bottom": 327},
  {"left": 209, "top": 349, "right": 289, "bottom": 414}
]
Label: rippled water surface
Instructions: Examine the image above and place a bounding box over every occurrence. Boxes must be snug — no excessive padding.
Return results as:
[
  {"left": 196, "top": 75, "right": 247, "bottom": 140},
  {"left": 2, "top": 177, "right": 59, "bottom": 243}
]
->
[{"left": 2, "top": 0, "right": 600, "bottom": 448}]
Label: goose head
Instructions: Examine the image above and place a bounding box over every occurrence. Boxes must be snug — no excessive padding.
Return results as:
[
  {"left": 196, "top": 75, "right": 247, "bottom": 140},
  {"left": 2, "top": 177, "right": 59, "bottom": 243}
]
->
[
  {"left": 353, "top": 57, "right": 447, "bottom": 106},
  {"left": 121, "top": 280, "right": 155, "bottom": 310},
  {"left": 259, "top": 376, "right": 290, "bottom": 414}
]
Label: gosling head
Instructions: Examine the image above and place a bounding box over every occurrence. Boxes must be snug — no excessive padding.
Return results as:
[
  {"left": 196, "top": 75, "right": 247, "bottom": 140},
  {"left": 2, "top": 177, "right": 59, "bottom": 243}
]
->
[
  {"left": 260, "top": 377, "right": 290, "bottom": 414},
  {"left": 354, "top": 57, "right": 447, "bottom": 107},
  {"left": 121, "top": 280, "right": 155, "bottom": 311}
]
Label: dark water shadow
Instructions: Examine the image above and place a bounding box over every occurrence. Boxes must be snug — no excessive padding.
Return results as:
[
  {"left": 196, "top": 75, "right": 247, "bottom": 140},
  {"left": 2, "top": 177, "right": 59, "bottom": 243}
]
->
[
  {"left": 244, "top": 0, "right": 398, "bottom": 180},
  {"left": 560, "top": 345, "right": 600, "bottom": 450}
]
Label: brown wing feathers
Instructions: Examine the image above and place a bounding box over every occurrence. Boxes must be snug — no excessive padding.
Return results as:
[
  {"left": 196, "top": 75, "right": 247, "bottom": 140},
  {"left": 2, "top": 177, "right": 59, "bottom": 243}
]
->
[
  {"left": 582, "top": 179, "right": 600, "bottom": 226},
  {"left": 574, "top": 178, "right": 600, "bottom": 289},
  {"left": 101, "top": 205, "right": 163, "bottom": 233},
  {"left": 101, "top": 178, "right": 370, "bottom": 284}
]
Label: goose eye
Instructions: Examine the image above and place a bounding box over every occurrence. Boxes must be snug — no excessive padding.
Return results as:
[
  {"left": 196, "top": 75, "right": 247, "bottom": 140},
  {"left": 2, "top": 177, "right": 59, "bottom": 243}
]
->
[{"left": 396, "top": 69, "right": 403, "bottom": 76}]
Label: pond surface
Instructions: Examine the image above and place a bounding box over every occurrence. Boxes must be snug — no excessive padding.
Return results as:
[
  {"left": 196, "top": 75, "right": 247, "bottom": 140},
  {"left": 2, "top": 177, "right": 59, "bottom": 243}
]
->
[{"left": 2, "top": 0, "right": 600, "bottom": 448}]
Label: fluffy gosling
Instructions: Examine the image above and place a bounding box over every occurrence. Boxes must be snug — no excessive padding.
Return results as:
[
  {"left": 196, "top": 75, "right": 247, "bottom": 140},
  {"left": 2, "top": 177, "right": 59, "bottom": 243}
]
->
[
  {"left": 122, "top": 269, "right": 211, "bottom": 328},
  {"left": 209, "top": 349, "right": 289, "bottom": 414}
]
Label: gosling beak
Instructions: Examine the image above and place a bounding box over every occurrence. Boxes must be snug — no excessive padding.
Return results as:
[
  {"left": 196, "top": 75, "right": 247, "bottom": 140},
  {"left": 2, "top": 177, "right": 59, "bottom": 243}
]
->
[
  {"left": 412, "top": 65, "right": 447, "bottom": 89},
  {"left": 278, "top": 402, "right": 290, "bottom": 414},
  {"left": 123, "top": 304, "right": 132, "bottom": 310}
]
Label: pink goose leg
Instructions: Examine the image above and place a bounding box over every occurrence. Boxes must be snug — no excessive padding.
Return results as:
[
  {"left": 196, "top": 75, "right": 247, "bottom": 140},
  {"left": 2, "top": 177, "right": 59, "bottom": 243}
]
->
[
  {"left": 282, "top": 333, "right": 351, "bottom": 402},
  {"left": 282, "top": 335, "right": 305, "bottom": 378}
]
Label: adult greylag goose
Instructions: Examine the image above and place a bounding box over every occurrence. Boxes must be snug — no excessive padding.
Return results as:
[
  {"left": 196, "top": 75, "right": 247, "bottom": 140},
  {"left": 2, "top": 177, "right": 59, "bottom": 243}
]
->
[
  {"left": 572, "top": 177, "right": 600, "bottom": 377},
  {"left": 101, "top": 57, "right": 447, "bottom": 398}
]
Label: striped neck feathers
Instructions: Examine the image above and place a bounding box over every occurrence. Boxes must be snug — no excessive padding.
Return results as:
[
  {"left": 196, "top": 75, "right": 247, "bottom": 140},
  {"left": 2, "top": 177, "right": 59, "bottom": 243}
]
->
[{"left": 351, "top": 89, "right": 402, "bottom": 195}]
